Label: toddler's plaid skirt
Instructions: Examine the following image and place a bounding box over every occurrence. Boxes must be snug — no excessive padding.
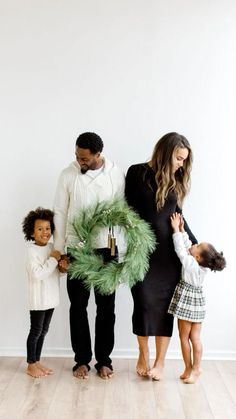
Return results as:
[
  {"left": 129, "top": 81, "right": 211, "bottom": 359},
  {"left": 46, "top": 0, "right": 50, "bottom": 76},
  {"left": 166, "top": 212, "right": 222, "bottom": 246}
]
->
[{"left": 168, "top": 280, "right": 205, "bottom": 322}]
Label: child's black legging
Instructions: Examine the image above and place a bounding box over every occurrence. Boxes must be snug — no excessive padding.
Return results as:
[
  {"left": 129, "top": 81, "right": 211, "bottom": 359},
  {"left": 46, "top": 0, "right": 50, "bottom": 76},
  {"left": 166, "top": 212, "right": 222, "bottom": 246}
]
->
[{"left": 26, "top": 308, "right": 54, "bottom": 363}]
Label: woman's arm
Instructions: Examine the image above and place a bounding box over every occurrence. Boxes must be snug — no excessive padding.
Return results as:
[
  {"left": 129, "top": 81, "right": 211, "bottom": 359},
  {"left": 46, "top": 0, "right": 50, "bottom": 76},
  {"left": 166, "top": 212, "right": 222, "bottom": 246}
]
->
[{"left": 176, "top": 205, "right": 197, "bottom": 244}]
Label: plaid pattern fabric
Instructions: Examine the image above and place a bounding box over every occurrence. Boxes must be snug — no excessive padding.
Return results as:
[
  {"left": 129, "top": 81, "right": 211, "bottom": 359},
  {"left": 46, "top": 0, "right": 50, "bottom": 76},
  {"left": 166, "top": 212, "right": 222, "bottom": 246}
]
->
[{"left": 168, "top": 281, "right": 206, "bottom": 322}]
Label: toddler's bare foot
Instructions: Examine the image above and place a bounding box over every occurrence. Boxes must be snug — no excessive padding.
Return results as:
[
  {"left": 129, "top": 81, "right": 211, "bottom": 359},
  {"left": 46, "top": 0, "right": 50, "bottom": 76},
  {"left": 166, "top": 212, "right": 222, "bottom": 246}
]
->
[
  {"left": 27, "top": 363, "right": 47, "bottom": 378},
  {"left": 98, "top": 366, "right": 114, "bottom": 380},
  {"left": 36, "top": 362, "right": 54, "bottom": 375},
  {"left": 73, "top": 364, "right": 89, "bottom": 379},
  {"left": 148, "top": 362, "right": 164, "bottom": 381},
  {"left": 183, "top": 368, "right": 202, "bottom": 384},
  {"left": 180, "top": 367, "right": 192, "bottom": 380},
  {"left": 136, "top": 351, "right": 150, "bottom": 377}
]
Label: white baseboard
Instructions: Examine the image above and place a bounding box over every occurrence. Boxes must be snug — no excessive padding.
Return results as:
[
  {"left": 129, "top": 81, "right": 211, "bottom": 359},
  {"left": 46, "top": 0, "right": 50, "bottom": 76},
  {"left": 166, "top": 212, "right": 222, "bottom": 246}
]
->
[
  {"left": 1, "top": 347, "right": 236, "bottom": 360},
  {"left": 112, "top": 349, "right": 236, "bottom": 360}
]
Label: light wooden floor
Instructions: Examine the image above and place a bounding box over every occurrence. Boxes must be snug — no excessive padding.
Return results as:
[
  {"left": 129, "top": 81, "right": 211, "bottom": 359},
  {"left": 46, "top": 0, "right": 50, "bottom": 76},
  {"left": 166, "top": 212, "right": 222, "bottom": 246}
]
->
[{"left": 0, "top": 358, "right": 236, "bottom": 419}]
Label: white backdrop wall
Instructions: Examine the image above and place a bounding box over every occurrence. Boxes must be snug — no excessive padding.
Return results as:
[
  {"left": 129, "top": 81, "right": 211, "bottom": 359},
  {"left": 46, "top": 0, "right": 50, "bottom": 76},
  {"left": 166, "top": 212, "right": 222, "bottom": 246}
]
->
[{"left": 0, "top": 0, "right": 235, "bottom": 359}]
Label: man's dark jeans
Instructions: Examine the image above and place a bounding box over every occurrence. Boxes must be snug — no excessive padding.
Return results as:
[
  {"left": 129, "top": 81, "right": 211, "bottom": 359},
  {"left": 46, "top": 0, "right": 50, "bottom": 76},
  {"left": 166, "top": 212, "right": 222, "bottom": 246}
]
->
[{"left": 67, "top": 247, "right": 118, "bottom": 372}]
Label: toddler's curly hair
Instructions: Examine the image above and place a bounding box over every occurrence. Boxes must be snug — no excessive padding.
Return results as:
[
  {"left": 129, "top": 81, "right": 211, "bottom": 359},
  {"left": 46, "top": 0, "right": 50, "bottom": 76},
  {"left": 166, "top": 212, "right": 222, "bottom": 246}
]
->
[
  {"left": 22, "top": 207, "right": 55, "bottom": 241},
  {"left": 200, "top": 244, "right": 226, "bottom": 271}
]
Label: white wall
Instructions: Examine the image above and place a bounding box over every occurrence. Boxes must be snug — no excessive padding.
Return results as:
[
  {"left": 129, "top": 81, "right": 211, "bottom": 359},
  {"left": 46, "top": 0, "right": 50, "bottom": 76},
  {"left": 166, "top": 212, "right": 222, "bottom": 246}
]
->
[{"left": 0, "top": 0, "right": 235, "bottom": 359}]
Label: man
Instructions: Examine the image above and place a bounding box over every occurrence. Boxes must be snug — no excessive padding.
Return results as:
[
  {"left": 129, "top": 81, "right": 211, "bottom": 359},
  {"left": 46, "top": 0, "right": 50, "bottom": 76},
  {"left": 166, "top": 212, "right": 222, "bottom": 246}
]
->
[{"left": 53, "top": 132, "right": 125, "bottom": 379}]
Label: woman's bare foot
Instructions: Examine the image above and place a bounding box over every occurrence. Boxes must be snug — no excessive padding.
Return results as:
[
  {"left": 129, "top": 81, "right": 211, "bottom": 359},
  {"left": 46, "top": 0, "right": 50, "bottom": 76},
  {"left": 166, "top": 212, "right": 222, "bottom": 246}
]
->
[
  {"left": 183, "top": 368, "right": 202, "bottom": 384},
  {"left": 136, "top": 351, "right": 150, "bottom": 377},
  {"left": 148, "top": 362, "right": 164, "bottom": 381},
  {"left": 27, "top": 363, "right": 47, "bottom": 378},
  {"left": 98, "top": 366, "right": 114, "bottom": 380},
  {"left": 73, "top": 364, "right": 89, "bottom": 379},
  {"left": 180, "top": 367, "right": 192, "bottom": 380},
  {"left": 36, "top": 362, "right": 54, "bottom": 375}
]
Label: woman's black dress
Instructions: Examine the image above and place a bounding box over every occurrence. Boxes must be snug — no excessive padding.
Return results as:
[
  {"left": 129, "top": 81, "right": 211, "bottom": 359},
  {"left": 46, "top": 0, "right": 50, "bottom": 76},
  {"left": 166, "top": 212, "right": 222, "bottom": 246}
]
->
[{"left": 125, "top": 163, "right": 197, "bottom": 337}]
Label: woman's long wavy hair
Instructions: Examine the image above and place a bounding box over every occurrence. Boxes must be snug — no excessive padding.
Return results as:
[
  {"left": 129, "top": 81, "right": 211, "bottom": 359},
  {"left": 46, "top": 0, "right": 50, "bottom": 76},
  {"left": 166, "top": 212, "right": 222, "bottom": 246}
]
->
[{"left": 150, "top": 132, "right": 193, "bottom": 210}]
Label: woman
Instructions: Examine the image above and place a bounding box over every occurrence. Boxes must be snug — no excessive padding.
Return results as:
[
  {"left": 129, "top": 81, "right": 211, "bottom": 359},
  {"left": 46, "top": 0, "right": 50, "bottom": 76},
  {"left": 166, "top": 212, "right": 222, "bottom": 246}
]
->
[{"left": 125, "top": 132, "right": 197, "bottom": 380}]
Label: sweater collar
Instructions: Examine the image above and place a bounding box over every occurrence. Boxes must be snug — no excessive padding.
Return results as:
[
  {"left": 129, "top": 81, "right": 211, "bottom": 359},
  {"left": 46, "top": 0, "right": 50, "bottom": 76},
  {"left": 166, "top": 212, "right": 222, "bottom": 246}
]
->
[{"left": 72, "top": 157, "right": 113, "bottom": 174}]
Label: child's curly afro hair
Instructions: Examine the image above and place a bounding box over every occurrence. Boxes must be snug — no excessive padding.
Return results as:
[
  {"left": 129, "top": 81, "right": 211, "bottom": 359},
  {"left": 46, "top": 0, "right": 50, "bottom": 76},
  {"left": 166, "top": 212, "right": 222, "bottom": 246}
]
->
[{"left": 22, "top": 207, "right": 55, "bottom": 241}]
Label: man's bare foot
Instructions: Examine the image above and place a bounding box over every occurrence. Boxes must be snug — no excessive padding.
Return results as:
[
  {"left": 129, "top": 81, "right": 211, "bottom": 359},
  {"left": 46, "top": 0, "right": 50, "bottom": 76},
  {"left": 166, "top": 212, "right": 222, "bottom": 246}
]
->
[
  {"left": 180, "top": 367, "right": 192, "bottom": 380},
  {"left": 148, "top": 362, "right": 164, "bottom": 381},
  {"left": 27, "top": 363, "right": 47, "bottom": 378},
  {"left": 136, "top": 351, "right": 150, "bottom": 377},
  {"left": 36, "top": 362, "right": 54, "bottom": 375},
  {"left": 183, "top": 368, "right": 202, "bottom": 384},
  {"left": 73, "top": 364, "right": 89, "bottom": 379},
  {"left": 98, "top": 366, "right": 114, "bottom": 380}
]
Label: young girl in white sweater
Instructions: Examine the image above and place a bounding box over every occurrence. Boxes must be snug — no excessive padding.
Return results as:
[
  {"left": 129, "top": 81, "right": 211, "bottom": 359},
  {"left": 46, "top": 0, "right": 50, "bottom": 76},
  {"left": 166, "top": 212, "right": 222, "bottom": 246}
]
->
[
  {"left": 22, "top": 207, "right": 68, "bottom": 378},
  {"left": 168, "top": 213, "right": 226, "bottom": 384}
]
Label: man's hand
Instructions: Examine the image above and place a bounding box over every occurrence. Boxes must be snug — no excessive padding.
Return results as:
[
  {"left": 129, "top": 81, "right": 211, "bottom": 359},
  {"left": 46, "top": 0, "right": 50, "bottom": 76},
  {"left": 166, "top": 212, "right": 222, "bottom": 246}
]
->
[{"left": 58, "top": 254, "right": 70, "bottom": 273}]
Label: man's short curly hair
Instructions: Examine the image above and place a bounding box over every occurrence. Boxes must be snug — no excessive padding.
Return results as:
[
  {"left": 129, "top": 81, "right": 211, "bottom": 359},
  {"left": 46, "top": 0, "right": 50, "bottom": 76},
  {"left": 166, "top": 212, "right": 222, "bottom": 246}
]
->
[
  {"left": 22, "top": 207, "right": 55, "bottom": 241},
  {"left": 75, "top": 132, "right": 104, "bottom": 154}
]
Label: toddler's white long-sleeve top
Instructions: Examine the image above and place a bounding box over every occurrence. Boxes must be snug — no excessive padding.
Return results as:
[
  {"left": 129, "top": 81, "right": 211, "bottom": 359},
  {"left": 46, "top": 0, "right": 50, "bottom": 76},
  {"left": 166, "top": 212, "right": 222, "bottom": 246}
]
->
[
  {"left": 173, "top": 232, "right": 207, "bottom": 287},
  {"left": 25, "top": 242, "right": 60, "bottom": 310}
]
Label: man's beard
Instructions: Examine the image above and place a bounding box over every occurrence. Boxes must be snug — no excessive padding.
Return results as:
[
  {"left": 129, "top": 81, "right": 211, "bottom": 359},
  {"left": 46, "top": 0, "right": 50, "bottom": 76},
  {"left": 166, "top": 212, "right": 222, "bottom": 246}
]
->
[{"left": 81, "top": 166, "right": 89, "bottom": 174}]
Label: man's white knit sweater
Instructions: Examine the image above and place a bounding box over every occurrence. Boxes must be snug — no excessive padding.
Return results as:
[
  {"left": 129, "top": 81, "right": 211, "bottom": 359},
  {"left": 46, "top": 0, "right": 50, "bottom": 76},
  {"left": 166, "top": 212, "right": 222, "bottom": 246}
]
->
[
  {"left": 53, "top": 157, "right": 126, "bottom": 254},
  {"left": 26, "top": 243, "right": 60, "bottom": 310}
]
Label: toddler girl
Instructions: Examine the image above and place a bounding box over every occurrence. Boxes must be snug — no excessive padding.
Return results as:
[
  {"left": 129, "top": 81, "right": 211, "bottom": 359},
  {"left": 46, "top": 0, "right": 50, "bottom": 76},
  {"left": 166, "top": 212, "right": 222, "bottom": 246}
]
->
[{"left": 168, "top": 213, "right": 226, "bottom": 384}]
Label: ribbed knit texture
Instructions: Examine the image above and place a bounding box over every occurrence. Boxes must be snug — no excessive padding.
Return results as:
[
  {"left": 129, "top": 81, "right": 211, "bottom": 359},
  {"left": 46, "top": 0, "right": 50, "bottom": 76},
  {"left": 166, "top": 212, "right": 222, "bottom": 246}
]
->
[{"left": 25, "top": 242, "right": 60, "bottom": 310}]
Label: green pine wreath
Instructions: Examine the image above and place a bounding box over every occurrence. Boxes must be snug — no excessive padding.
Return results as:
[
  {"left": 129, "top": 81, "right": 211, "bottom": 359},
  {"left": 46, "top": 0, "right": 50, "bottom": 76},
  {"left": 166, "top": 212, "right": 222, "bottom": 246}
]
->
[{"left": 68, "top": 198, "right": 156, "bottom": 295}]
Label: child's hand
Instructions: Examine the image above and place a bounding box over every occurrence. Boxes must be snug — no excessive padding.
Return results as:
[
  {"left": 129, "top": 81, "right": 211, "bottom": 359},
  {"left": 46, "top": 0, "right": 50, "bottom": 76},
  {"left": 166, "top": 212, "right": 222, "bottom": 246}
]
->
[
  {"left": 50, "top": 250, "right": 61, "bottom": 261},
  {"left": 179, "top": 214, "right": 185, "bottom": 233},
  {"left": 170, "top": 213, "right": 181, "bottom": 233}
]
